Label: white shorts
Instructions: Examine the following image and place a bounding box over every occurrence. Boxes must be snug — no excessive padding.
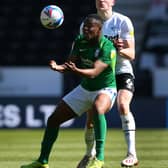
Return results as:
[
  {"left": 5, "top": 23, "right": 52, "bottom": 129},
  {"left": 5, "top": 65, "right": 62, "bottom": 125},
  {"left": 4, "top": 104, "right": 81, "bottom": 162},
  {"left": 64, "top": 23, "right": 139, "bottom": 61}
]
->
[{"left": 63, "top": 85, "right": 117, "bottom": 116}]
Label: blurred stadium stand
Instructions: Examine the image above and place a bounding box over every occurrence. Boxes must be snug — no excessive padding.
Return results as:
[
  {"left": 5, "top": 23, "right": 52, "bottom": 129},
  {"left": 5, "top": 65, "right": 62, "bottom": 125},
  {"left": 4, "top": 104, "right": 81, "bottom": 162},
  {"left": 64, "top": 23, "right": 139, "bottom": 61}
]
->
[
  {"left": 137, "top": 0, "right": 168, "bottom": 97},
  {"left": 0, "top": 0, "right": 95, "bottom": 66},
  {"left": 139, "top": 0, "right": 168, "bottom": 68}
]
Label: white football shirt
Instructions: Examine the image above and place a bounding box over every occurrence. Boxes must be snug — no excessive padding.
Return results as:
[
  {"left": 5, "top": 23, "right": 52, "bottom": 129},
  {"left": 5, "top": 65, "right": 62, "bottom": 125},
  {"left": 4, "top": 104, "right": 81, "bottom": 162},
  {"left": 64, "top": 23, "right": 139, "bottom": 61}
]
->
[{"left": 102, "top": 12, "right": 135, "bottom": 76}]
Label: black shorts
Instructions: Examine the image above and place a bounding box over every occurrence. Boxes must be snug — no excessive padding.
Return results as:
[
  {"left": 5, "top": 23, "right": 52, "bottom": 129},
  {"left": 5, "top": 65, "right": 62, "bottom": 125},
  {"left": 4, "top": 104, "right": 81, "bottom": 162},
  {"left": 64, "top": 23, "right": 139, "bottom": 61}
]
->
[{"left": 116, "top": 73, "right": 135, "bottom": 93}]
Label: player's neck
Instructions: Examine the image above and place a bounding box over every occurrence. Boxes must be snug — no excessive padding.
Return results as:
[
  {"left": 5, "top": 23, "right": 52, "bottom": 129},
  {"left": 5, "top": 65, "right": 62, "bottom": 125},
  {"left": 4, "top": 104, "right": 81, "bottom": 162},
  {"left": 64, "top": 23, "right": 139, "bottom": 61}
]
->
[{"left": 97, "top": 9, "right": 113, "bottom": 21}]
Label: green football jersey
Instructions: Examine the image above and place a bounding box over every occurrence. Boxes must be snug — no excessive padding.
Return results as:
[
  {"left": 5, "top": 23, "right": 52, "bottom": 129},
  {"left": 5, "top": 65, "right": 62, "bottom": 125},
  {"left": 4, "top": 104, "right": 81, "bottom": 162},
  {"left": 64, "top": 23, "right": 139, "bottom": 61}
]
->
[{"left": 71, "top": 35, "right": 117, "bottom": 91}]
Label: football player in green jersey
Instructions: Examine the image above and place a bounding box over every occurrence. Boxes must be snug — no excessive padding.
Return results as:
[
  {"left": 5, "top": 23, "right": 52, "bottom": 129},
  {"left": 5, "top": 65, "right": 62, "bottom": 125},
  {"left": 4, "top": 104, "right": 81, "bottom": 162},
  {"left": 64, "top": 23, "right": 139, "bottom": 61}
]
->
[{"left": 20, "top": 14, "right": 117, "bottom": 168}]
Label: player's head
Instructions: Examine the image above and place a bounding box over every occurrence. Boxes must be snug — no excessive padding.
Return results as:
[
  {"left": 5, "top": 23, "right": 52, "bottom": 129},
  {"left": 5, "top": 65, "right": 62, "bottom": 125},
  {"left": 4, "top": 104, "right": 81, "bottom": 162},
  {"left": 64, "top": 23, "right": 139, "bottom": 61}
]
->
[
  {"left": 96, "top": 0, "right": 116, "bottom": 11},
  {"left": 82, "top": 14, "right": 103, "bottom": 41}
]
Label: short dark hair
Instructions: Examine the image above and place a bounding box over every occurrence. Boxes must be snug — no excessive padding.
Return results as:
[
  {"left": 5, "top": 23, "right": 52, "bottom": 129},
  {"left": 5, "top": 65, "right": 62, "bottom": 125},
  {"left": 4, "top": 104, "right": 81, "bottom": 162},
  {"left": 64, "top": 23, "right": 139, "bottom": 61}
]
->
[{"left": 84, "top": 14, "right": 103, "bottom": 26}]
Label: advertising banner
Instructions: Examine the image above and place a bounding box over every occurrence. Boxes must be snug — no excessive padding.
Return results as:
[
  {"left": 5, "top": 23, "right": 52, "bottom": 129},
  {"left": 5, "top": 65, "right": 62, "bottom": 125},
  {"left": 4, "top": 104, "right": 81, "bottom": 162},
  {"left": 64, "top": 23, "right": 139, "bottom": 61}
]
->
[{"left": 0, "top": 97, "right": 166, "bottom": 128}]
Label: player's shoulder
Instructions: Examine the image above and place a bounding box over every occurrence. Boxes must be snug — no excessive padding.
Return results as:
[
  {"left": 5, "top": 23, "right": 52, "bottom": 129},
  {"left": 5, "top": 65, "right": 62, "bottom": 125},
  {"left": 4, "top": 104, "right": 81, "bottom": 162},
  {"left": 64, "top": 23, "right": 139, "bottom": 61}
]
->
[
  {"left": 100, "top": 36, "right": 115, "bottom": 48},
  {"left": 112, "top": 11, "right": 133, "bottom": 23}
]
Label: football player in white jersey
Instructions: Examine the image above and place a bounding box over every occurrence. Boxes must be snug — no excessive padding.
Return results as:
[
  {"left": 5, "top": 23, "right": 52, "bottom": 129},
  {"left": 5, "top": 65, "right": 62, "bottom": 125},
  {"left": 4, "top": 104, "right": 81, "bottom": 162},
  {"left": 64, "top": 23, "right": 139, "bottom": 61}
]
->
[{"left": 77, "top": 0, "right": 138, "bottom": 167}]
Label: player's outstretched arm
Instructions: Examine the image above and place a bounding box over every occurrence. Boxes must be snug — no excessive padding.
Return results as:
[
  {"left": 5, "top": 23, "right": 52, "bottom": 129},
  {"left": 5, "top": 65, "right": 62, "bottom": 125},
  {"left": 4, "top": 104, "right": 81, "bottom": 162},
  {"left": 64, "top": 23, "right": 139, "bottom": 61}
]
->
[{"left": 49, "top": 60, "right": 67, "bottom": 73}]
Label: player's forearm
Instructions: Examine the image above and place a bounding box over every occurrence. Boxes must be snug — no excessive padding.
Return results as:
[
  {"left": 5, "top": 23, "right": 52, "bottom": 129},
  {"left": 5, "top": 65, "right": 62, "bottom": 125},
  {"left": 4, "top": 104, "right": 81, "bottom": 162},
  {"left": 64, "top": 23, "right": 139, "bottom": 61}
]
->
[
  {"left": 118, "top": 48, "right": 135, "bottom": 60},
  {"left": 74, "top": 68, "right": 98, "bottom": 78},
  {"left": 49, "top": 62, "right": 67, "bottom": 73},
  {"left": 54, "top": 64, "right": 67, "bottom": 72}
]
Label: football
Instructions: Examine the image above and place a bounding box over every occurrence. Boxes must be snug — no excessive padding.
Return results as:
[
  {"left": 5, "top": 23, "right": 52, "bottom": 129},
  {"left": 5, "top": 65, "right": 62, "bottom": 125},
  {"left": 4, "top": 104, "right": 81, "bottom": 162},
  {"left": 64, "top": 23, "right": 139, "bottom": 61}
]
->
[{"left": 40, "top": 5, "right": 64, "bottom": 29}]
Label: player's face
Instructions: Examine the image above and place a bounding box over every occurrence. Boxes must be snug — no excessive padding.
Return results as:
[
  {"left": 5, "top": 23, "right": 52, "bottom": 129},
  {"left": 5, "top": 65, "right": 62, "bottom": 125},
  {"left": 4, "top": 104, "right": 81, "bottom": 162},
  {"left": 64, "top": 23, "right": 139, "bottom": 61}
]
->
[
  {"left": 83, "top": 21, "right": 101, "bottom": 41},
  {"left": 96, "top": 0, "right": 115, "bottom": 11}
]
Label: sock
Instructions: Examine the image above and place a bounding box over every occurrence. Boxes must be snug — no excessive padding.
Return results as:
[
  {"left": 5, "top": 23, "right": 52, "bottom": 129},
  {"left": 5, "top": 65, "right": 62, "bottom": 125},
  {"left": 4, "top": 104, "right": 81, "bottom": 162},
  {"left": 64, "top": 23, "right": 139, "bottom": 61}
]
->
[
  {"left": 84, "top": 127, "right": 96, "bottom": 157},
  {"left": 93, "top": 114, "right": 106, "bottom": 161},
  {"left": 120, "top": 112, "right": 136, "bottom": 157},
  {"left": 38, "top": 127, "right": 59, "bottom": 164}
]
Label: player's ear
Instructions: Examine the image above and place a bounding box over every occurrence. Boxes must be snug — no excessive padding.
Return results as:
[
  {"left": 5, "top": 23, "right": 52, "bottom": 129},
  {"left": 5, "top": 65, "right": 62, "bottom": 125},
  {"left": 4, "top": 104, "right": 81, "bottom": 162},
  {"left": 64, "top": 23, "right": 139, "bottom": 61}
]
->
[{"left": 112, "top": 0, "right": 116, "bottom": 6}]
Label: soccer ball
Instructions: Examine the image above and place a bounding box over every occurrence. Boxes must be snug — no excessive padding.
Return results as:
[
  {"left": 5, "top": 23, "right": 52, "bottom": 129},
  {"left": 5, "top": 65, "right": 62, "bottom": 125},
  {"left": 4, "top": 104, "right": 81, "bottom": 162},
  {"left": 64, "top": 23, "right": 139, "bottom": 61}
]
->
[{"left": 40, "top": 5, "right": 64, "bottom": 29}]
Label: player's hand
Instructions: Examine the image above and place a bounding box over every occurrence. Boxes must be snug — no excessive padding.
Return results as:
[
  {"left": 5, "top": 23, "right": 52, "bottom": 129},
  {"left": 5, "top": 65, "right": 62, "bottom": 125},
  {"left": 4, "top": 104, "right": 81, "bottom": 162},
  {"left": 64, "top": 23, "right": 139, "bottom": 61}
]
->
[
  {"left": 49, "top": 60, "right": 58, "bottom": 70},
  {"left": 49, "top": 60, "right": 69, "bottom": 73},
  {"left": 113, "top": 38, "right": 124, "bottom": 50},
  {"left": 64, "top": 61, "right": 77, "bottom": 72}
]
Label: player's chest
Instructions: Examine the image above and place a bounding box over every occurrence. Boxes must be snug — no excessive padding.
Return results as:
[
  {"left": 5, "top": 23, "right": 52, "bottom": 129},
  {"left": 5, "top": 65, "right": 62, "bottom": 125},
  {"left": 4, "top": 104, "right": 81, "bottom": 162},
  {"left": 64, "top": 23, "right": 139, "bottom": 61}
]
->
[
  {"left": 102, "top": 22, "right": 121, "bottom": 39},
  {"left": 78, "top": 47, "right": 101, "bottom": 67},
  {"left": 78, "top": 46, "right": 100, "bottom": 61}
]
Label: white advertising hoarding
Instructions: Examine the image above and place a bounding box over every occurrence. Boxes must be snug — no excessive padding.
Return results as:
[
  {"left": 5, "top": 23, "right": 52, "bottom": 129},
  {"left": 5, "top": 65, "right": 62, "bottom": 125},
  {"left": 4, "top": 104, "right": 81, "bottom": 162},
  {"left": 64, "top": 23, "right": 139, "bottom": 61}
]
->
[
  {"left": 0, "top": 67, "right": 63, "bottom": 97},
  {"left": 153, "top": 68, "right": 168, "bottom": 97}
]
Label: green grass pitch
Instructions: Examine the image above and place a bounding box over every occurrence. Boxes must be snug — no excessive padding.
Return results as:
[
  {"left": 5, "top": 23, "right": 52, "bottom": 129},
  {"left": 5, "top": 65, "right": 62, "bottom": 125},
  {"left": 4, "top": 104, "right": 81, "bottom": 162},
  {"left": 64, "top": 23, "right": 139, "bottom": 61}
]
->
[{"left": 0, "top": 128, "right": 168, "bottom": 168}]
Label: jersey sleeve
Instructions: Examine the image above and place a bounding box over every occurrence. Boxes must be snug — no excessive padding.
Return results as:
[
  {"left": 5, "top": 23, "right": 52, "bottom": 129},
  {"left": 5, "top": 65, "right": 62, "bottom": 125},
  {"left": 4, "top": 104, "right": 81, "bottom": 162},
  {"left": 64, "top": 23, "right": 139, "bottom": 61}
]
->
[{"left": 120, "top": 16, "right": 135, "bottom": 40}]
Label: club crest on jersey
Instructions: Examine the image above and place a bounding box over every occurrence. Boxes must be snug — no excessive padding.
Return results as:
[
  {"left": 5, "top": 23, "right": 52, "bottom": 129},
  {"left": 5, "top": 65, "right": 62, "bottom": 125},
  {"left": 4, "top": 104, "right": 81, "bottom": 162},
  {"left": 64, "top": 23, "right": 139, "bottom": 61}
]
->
[{"left": 94, "top": 49, "right": 100, "bottom": 58}]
